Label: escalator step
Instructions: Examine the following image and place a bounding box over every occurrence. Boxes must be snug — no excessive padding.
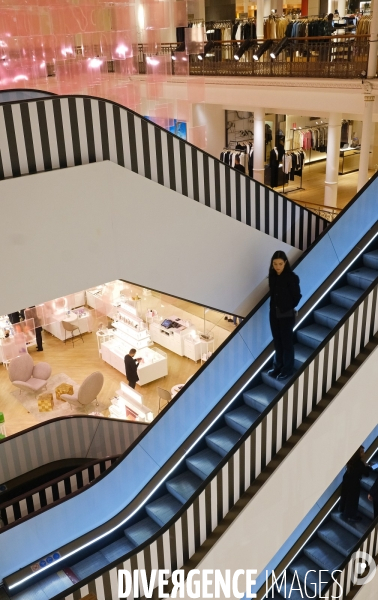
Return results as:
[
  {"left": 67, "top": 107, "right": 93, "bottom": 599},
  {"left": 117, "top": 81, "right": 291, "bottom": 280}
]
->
[
  {"left": 166, "top": 471, "right": 203, "bottom": 504},
  {"left": 317, "top": 522, "right": 359, "bottom": 557},
  {"left": 331, "top": 511, "right": 371, "bottom": 537},
  {"left": 124, "top": 516, "right": 160, "bottom": 547},
  {"left": 358, "top": 491, "right": 374, "bottom": 519},
  {"left": 294, "top": 343, "right": 314, "bottom": 365},
  {"left": 225, "top": 405, "right": 261, "bottom": 434},
  {"left": 100, "top": 537, "right": 136, "bottom": 562},
  {"left": 303, "top": 539, "right": 344, "bottom": 571},
  {"left": 186, "top": 448, "right": 223, "bottom": 480},
  {"left": 347, "top": 267, "right": 378, "bottom": 290},
  {"left": 360, "top": 472, "right": 378, "bottom": 492},
  {"left": 330, "top": 285, "right": 365, "bottom": 309},
  {"left": 261, "top": 370, "right": 295, "bottom": 392},
  {"left": 243, "top": 384, "right": 278, "bottom": 412},
  {"left": 146, "top": 493, "right": 183, "bottom": 527},
  {"left": 205, "top": 426, "right": 242, "bottom": 457},
  {"left": 296, "top": 324, "right": 330, "bottom": 349},
  {"left": 289, "top": 556, "right": 331, "bottom": 591},
  {"left": 363, "top": 250, "right": 378, "bottom": 270},
  {"left": 71, "top": 551, "right": 109, "bottom": 580},
  {"left": 313, "top": 304, "right": 348, "bottom": 329}
]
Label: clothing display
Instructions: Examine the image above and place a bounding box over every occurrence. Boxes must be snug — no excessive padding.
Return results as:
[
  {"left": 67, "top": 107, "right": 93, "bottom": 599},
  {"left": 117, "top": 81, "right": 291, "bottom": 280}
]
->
[
  {"left": 282, "top": 150, "right": 306, "bottom": 181},
  {"left": 220, "top": 144, "right": 254, "bottom": 176},
  {"left": 293, "top": 125, "right": 328, "bottom": 153},
  {"left": 286, "top": 17, "right": 330, "bottom": 38},
  {"left": 264, "top": 15, "right": 291, "bottom": 40},
  {"left": 356, "top": 14, "right": 372, "bottom": 35}
]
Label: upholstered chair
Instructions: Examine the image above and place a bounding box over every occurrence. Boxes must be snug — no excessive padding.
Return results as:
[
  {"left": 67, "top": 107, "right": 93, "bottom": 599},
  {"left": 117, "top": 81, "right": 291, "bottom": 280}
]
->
[
  {"left": 61, "top": 372, "right": 104, "bottom": 409},
  {"left": 8, "top": 354, "right": 51, "bottom": 394}
]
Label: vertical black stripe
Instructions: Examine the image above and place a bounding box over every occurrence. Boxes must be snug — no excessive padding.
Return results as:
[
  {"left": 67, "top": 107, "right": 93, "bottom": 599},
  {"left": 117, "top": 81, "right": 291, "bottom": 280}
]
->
[
  {"left": 225, "top": 166, "right": 231, "bottom": 216},
  {"left": 307, "top": 213, "right": 313, "bottom": 249},
  {"left": 250, "top": 429, "right": 256, "bottom": 482},
  {"left": 193, "top": 497, "right": 201, "bottom": 551},
  {"left": 245, "top": 178, "right": 251, "bottom": 226},
  {"left": 191, "top": 147, "right": 199, "bottom": 201},
  {"left": 143, "top": 546, "right": 152, "bottom": 586},
  {"left": 301, "top": 370, "right": 309, "bottom": 422},
  {"left": 271, "top": 404, "right": 278, "bottom": 457},
  {"left": 113, "top": 105, "right": 125, "bottom": 167},
  {"left": 36, "top": 101, "right": 52, "bottom": 170},
  {"left": 235, "top": 172, "right": 241, "bottom": 221},
  {"left": 255, "top": 183, "right": 260, "bottom": 231},
  {"left": 264, "top": 187, "right": 270, "bottom": 235},
  {"left": 83, "top": 98, "right": 96, "bottom": 162},
  {"left": 203, "top": 154, "right": 210, "bottom": 206},
  {"left": 216, "top": 470, "right": 223, "bottom": 524},
  {"left": 312, "top": 355, "right": 319, "bottom": 411},
  {"left": 292, "top": 380, "right": 299, "bottom": 433},
  {"left": 290, "top": 202, "right": 296, "bottom": 247},
  {"left": 156, "top": 535, "right": 165, "bottom": 572},
  {"left": 351, "top": 309, "right": 360, "bottom": 360},
  {"left": 298, "top": 207, "right": 304, "bottom": 250},
  {"left": 0, "top": 149, "right": 4, "bottom": 179},
  {"left": 101, "top": 568, "right": 114, "bottom": 600},
  {"left": 141, "top": 119, "right": 151, "bottom": 180},
  {"left": 20, "top": 103, "right": 36, "bottom": 173},
  {"left": 3, "top": 104, "right": 20, "bottom": 176},
  {"left": 52, "top": 99, "right": 67, "bottom": 168},
  {"left": 67, "top": 98, "right": 82, "bottom": 166},
  {"left": 282, "top": 393, "right": 288, "bottom": 445},
  {"left": 73, "top": 589, "right": 82, "bottom": 600},
  {"left": 179, "top": 140, "right": 188, "bottom": 197},
  {"left": 370, "top": 287, "right": 378, "bottom": 338},
  {"left": 51, "top": 482, "right": 59, "bottom": 502},
  {"left": 166, "top": 135, "right": 176, "bottom": 191},
  {"left": 260, "top": 420, "right": 267, "bottom": 470},
  {"left": 214, "top": 160, "right": 221, "bottom": 212},
  {"left": 26, "top": 494, "right": 34, "bottom": 513},
  {"left": 169, "top": 524, "right": 177, "bottom": 572},
  {"left": 282, "top": 195, "right": 287, "bottom": 243},
  {"left": 273, "top": 192, "right": 279, "bottom": 239},
  {"left": 315, "top": 214, "right": 320, "bottom": 239},
  {"left": 360, "top": 297, "right": 369, "bottom": 352},
  {"left": 228, "top": 455, "right": 234, "bottom": 508},
  {"left": 64, "top": 477, "right": 71, "bottom": 495},
  {"left": 127, "top": 112, "right": 138, "bottom": 173},
  {"left": 239, "top": 442, "right": 245, "bottom": 496},
  {"left": 181, "top": 513, "right": 189, "bottom": 564},
  {"left": 155, "top": 128, "right": 164, "bottom": 184},
  {"left": 322, "top": 345, "right": 330, "bottom": 398},
  {"left": 98, "top": 101, "right": 110, "bottom": 161},
  {"left": 88, "top": 579, "right": 97, "bottom": 595},
  {"left": 205, "top": 483, "right": 212, "bottom": 538},
  {"left": 331, "top": 330, "right": 339, "bottom": 384}
]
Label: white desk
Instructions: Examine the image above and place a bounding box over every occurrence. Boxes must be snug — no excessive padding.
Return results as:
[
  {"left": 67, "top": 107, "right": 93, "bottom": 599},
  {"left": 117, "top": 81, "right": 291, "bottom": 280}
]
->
[
  {"left": 149, "top": 316, "right": 195, "bottom": 357},
  {"left": 43, "top": 308, "right": 92, "bottom": 341},
  {"left": 100, "top": 341, "right": 168, "bottom": 386}
]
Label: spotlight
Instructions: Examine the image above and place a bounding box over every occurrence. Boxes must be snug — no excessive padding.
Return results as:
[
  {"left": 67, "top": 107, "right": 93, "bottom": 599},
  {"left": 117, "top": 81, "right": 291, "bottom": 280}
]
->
[
  {"left": 234, "top": 39, "right": 255, "bottom": 61},
  {"left": 360, "top": 70, "right": 367, "bottom": 79},
  {"left": 253, "top": 39, "right": 273, "bottom": 61},
  {"left": 270, "top": 37, "right": 289, "bottom": 59},
  {"left": 198, "top": 40, "right": 215, "bottom": 61}
]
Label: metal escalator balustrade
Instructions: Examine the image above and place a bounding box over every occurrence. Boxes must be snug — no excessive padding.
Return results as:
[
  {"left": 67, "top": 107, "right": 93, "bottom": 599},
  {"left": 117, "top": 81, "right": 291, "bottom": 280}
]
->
[{"left": 5, "top": 206, "right": 378, "bottom": 599}]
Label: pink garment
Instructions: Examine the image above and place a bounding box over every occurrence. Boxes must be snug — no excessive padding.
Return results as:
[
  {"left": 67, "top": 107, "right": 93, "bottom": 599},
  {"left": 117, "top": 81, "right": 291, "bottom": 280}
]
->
[{"left": 302, "top": 131, "right": 312, "bottom": 151}]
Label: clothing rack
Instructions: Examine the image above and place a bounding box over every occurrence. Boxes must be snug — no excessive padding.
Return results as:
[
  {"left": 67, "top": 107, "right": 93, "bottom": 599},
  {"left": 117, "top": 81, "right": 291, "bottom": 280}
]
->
[
  {"left": 281, "top": 148, "right": 305, "bottom": 194},
  {"left": 290, "top": 124, "right": 328, "bottom": 161}
]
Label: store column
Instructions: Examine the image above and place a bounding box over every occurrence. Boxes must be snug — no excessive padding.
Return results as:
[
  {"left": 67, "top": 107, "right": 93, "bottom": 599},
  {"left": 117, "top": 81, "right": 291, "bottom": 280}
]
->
[
  {"left": 357, "top": 92, "right": 375, "bottom": 192},
  {"left": 324, "top": 113, "right": 341, "bottom": 207},
  {"left": 367, "top": 0, "right": 378, "bottom": 78},
  {"left": 257, "top": 0, "right": 264, "bottom": 40},
  {"left": 253, "top": 107, "right": 265, "bottom": 184}
]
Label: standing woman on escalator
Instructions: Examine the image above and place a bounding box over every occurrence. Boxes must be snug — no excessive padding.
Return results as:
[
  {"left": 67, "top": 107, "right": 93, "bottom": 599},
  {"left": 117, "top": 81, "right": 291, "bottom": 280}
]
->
[{"left": 268, "top": 251, "right": 302, "bottom": 380}]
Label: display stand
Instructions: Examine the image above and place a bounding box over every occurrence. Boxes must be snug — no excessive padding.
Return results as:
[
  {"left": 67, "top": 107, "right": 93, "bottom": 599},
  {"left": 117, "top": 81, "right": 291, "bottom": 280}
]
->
[
  {"left": 43, "top": 308, "right": 92, "bottom": 341},
  {"left": 149, "top": 316, "right": 196, "bottom": 357},
  {"left": 200, "top": 333, "right": 215, "bottom": 364},
  {"left": 282, "top": 148, "right": 304, "bottom": 194},
  {"left": 96, "top": 328, "right": 114, "bottom": 356},
  {"left": 109, "top": 382, "right": 154, "bottom": 422}
]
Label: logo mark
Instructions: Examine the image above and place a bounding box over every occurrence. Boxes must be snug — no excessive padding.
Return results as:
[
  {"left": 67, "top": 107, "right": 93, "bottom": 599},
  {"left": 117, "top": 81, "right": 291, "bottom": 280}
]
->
[{"left": 351, "top": 551, "right": 376, "bottom": 586}]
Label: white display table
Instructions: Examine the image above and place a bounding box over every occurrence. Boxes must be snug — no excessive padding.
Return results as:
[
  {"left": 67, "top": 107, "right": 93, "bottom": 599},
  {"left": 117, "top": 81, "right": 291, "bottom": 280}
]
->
[
  {"left": 109, "top": 382, "right": 154, "bottom": 422},
  {"left": 184, "top": 335, "right": 202, "bottom": 362},
  {"left": 101, "top": 340, "right": 168, "bottom": 386},
  {"left": 43, "top": 308, "right": 92, "bottom": 341},
  {"left": 149, "top": 316, "right": 195, "bottom": 357}
]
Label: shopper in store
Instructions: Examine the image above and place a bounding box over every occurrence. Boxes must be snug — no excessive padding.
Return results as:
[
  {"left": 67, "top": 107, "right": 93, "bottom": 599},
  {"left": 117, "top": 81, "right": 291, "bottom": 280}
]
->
[
  {"left": 234, "top": 155, "right": 245, "bottom": 173},
  {"left": 339, "top": 446, "right": 371, "bottom": 522},
  {"left": 268, "top": 251, "right": 301, "bottom": 380},
  {"left": 28, "top": 306, "right": 43, "bottom": 351},
  {"left": 124, "top": 348, "right": 142, "bottom": 389}
]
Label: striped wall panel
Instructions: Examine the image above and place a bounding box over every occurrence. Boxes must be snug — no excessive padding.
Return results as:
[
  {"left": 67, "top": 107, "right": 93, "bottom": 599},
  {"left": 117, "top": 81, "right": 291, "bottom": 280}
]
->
[
  {"left": 0, "top": 417, "right": 147, "bottom": 483},
  {"left": 63, "top": 281, "right": 378, "bottom": 600},
  {"left": 0, "top": 96, "right": 327, "bottom": 251}
]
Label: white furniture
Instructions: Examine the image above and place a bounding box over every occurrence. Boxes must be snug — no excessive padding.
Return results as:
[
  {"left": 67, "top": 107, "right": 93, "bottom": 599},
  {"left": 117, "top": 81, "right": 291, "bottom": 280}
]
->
[
  {"left": 101, "top": 340, "right": 167, "bottom": 385},
  {"left": 109, "top": 382, "right": 153, "bottom": 422},
  {"left": 96, "top": 328, "right": 114, "bottom": 356},
  {"left": 171, "top": 384, "right": 184, "bottom": 397},
  {"left": 61, "top": 371, "right": 104, "bottom": 409},
  {"left": 149, "top": 316, "right": 195, "bottom": 357},
  {"left": 8, "top": 354, "right": 51, "bottom": 394},
  {"left": 200, "top": 333, "right": 215, "bottom": 364},
  {"left": 43, "top": 308, "right": 92, "bottom": 341},
  {"left": 184, "top": 334, "right": 202, "bottom": 362}
]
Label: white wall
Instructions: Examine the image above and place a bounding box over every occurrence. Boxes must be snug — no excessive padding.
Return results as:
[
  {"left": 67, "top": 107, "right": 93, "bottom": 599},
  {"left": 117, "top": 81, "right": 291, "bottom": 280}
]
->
[
  {"left": 176, "top": 343, "right": 378, "bottom": 598},
  {"left": 0, "top": 161, "right": 300, "bottom": 317},
  {"left": 354, "top": 569, "right": 378, "bottom": 600},
  {"left": 192, "top": 103, "right": 226, "bottom": 158}
]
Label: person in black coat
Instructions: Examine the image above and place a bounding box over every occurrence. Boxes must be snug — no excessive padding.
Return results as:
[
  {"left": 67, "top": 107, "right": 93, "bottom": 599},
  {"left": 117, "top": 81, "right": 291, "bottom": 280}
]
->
[
  {"left": 124, "top": 348, "right": 142, "bottom": 389},
  {"left": 234, "top": 155, "right": 245, "bottom": 174},
  {"left": 339, "top": 446, "right": 371, "bottom": 522},
  {"left": 268, "top": 251, "right": 301, "bottom": 380},
  {"left": 368, "top": 474, "right": 378, "bottom": 519}
]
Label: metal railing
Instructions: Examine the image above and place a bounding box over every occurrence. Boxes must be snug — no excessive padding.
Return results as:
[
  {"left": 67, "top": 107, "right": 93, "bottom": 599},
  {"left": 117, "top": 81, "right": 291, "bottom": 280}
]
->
[
  {"left": 137, "top": 35, "right": 369, "bottom": 79},
  {"left": 0, "top": 455, "right": 119, "bottom": 530},
  {"left": 295, "top": 199, "right": 342, "bottom": 221}
]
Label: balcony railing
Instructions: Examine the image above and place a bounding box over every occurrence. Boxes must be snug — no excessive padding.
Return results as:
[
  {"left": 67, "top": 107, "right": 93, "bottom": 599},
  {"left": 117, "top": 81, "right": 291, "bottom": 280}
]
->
[{"left": 138, "top": 35, "right": 370, "bottom": 79}]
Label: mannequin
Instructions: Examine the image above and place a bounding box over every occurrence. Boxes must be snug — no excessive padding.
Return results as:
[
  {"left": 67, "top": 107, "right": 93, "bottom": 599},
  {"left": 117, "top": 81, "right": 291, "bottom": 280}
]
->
[{"left": 269, "top": 143, "right": 285, "bottom": 188}]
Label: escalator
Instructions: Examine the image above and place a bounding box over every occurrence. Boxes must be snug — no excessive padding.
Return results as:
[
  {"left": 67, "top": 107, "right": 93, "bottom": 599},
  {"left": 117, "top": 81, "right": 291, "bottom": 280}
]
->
[{"left": 2, "top": 176, "right": 378, "bottom": 599}]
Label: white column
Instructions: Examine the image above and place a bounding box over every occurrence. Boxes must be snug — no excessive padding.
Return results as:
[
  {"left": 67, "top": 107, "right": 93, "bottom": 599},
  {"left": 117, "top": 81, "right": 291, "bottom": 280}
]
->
[
  {"left": 257, "top": 0, "right": 264, "bottom": 40},
  {"left": 243, "top": 0, "right": 249, "bottom": 12},
  {"left": 367, "top": 0, "right": 378, "bottom": 78},
  {"left": 324, "top": 113, "right": 341, "bottom": 207},
  {"left": 337, "top": 0, "right": 346, "bottom": 17},
  {"left": 357, "top": 94, "right": 375, "bottom": 191},
  {"left": 264, "top": 0, "right": 271, "bottom": 17},
  {"left": 253, "top": 107, "right": 265, "bottom": 184}
]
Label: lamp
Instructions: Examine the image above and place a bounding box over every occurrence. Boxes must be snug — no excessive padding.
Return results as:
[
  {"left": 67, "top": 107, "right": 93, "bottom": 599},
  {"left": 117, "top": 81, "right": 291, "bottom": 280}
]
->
[
  {"left": 270, "top": 37, "right": 289, "bottom": 59},
  {"left": 234, "top": 39, "right": 255, "bottom": 61},
  {"left": 253, "top": 39, "right": 273, "bottom": 61},
  {"left": 198, "top": 40, "right": 215, "bottom": 60}
]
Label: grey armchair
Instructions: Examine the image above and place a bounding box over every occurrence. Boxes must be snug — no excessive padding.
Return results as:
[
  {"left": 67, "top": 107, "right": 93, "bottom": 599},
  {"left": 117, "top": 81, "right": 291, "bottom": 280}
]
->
[
  {"left": 61, "top": 371, "right": 104, "bottom": 409},
  {"left": 8, "top": 354, "right": 51, "bottom": 394}
]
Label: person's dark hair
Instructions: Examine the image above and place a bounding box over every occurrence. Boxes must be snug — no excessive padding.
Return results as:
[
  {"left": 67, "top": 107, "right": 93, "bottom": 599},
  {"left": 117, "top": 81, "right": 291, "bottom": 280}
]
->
[
  {"left": 269, "top": 250, "right": 292, "bottom": 276},
  {"left": 129, "top": 348, "right": 137, "bottom": 355},
  {"left": 346, "top": 446, "right": 364, "bottom": 471},
  {"left": 327, "top": 13, "right": 333, "bottom": 20},
  {"left": 235, "top": 155, "right": 240, "bottom": 163}
]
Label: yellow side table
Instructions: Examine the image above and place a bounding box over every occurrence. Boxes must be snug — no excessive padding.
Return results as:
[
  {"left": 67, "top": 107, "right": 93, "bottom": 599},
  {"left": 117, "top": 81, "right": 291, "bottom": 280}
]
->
[
  {"left": 38, "top": 393, "right": 54, "bottom": 412},
  {"left": 55, "top": 383, "right": 74, "bottom": 401}
]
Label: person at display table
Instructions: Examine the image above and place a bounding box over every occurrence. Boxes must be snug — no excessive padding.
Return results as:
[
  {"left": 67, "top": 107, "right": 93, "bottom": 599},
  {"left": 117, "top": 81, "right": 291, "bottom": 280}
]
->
[
  {"left": 124, "top": 348, "right": 142, "bottom": 389},
  {"left": 234, "top": 155, "right": 245, "bottom": 174}
]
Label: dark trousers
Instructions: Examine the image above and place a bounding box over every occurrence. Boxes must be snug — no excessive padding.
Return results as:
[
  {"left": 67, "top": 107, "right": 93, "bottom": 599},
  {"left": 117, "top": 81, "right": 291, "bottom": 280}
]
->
[
  {"left": 35, "top": 326, "right": 43, "bottom": 351},
  {"left": 373, "top": 500, "right": 378, "bottom": 519},
  {"left": 339, "top": 478, "right": 361, "bottom": 519},
  {"left": 128, "top": 380, "right": 137, "bottom": 389},
  {"left": 269, "top": 312, "right": 295, "bottom": 374}
]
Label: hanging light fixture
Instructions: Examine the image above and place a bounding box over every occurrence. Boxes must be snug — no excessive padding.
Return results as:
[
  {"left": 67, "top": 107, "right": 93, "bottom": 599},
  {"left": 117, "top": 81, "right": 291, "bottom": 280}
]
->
[
  {"left": 198, "top": 40, "right": 216, "bottom": 60},
  {"left": 253, "top": 39, "right": 273, "bottom": 61},
  {"left": 270, "top": 37, "right": 290, "bottom": 59},
  {"left": 234, "top": 39, "right": 255, "bottom": 61}
]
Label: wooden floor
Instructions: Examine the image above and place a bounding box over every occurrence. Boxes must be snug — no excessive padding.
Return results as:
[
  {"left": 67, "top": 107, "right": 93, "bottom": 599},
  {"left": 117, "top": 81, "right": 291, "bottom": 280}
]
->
[{"left": 0, "top": 299, "right": 235, "bottom": 439}]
